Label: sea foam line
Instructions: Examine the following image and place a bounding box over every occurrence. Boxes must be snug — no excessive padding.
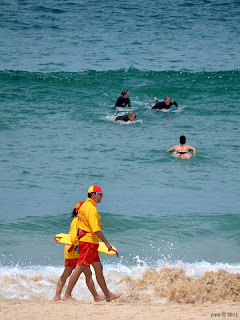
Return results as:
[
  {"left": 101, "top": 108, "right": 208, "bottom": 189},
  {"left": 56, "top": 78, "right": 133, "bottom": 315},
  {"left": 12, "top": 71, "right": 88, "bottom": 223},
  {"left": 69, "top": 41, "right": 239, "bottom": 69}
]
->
[{"left": 0, "top": 260, "right": 239, "bottom": 302}]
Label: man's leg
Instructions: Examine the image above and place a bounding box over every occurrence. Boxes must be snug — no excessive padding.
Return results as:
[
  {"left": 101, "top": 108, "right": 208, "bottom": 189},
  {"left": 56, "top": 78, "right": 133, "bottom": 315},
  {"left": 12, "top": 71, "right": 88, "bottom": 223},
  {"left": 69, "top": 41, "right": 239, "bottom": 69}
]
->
[
  {"left": 62, "top": 263, "right": 85, "bottom": 301},
  {"left": 83, "top": 268, "right": 105, "bottom": 302},
  {"left": 92, "top": 261, "right": 121, "bottom": 302}
]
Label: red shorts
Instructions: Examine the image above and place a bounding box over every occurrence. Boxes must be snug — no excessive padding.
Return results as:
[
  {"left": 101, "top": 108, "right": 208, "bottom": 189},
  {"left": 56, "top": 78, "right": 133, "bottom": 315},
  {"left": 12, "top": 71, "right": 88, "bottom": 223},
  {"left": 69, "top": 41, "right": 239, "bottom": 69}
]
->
[
  {"left": 64, "top": 258, "right": 78, "bottom": 269},
  {"left": 78, "top": 241, "right": 100, "bottom": 266}
]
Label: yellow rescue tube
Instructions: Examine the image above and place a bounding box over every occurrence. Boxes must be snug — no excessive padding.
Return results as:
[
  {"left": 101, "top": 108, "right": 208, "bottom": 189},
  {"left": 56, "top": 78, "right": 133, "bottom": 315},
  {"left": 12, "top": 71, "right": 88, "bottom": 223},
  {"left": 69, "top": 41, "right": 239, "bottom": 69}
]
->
[{"left": 54, "top": 233, "right": 118, "bottom": 256}]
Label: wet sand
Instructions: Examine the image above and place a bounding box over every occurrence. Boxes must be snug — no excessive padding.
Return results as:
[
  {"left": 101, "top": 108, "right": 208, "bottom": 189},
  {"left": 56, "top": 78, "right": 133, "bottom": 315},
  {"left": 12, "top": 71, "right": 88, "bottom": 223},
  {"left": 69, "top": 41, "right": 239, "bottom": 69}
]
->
[{"left": 0, "top": 299, "right": 239, "bottom": 320}]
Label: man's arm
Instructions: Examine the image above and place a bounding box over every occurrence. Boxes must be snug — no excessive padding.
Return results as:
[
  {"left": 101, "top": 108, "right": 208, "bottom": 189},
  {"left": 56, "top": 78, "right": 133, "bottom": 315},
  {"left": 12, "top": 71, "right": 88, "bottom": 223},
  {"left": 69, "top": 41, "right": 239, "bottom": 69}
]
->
[
  {"left": 172, "top": 101, "right": 178, "bottom": 107},
  {"left": 95, "top": 231, "right": 112, "bottom": 251},
  {"left": 147, "top": 98, "right": 158, "bottom": 107}
]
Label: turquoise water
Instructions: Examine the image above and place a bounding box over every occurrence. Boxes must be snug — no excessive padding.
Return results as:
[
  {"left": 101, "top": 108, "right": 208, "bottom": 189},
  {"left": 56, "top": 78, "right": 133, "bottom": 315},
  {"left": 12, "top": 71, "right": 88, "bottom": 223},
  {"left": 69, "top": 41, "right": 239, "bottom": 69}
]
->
[
  {"left": 1, "top": 0, "right": 240, "bottom": 72},
  {"left": 0, "top": 0, "right": 240, "bottom": 302}
]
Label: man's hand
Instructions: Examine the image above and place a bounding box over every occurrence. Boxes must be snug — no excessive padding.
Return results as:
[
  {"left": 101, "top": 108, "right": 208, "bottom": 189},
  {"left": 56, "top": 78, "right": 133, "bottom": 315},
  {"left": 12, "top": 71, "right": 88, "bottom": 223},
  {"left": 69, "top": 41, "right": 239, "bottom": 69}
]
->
[{"left": 105, "top": 242, "right": 113, "bottom": 252}]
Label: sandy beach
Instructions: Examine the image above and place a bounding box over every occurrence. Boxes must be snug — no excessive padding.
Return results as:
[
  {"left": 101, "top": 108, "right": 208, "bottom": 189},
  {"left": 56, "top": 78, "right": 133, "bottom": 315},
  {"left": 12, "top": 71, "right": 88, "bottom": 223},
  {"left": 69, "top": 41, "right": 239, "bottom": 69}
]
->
[{"left": 0, "top": 299, "right": 239, "bottom": 320}]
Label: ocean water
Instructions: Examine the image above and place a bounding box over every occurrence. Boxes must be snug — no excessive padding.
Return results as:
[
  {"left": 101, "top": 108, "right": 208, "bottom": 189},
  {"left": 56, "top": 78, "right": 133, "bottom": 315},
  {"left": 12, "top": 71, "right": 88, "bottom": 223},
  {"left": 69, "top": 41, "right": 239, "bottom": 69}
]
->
[{"left": 0, "top": 0, "right": 240, "bottom": 303}]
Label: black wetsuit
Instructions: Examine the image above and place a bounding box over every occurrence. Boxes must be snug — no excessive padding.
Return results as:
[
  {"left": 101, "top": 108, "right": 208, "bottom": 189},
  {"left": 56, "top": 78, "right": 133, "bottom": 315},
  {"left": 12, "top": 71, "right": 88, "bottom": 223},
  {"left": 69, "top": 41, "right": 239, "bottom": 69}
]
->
[
  {"left": 115, "top": 96, "right": 131, "bottom": 108},
  {"left": 152, "top": 100, "right": 178, "bottom": 110},
  {"left": 115, "top": 115, "right": 129, "bottom": 122}
]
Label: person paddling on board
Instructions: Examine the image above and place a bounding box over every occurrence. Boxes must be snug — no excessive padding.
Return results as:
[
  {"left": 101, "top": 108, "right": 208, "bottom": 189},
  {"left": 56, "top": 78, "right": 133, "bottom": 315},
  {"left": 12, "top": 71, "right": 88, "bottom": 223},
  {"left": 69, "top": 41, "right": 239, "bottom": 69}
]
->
[
  {"left": 167, "top": 135, "right": 196, "bottom": 159},
  {"left": 63, "top": 186, "right": 122, "bottom": 302},
  {"left": 115, "top": 90, "right": 131, "bottom": 108},
  {"left": 53, "top": 202, "right": 105, "bottom": 302},
  {"left": 114, "top": 112, "right": 136, "bottom": 124},
  {"left": 148, "top": 96, "right": 178, "bottom": 110}
]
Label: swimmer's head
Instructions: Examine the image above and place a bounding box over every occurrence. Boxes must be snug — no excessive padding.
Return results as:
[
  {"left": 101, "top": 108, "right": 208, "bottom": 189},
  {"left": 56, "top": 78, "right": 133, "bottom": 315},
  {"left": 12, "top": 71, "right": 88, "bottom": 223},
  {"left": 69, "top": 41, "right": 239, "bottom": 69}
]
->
[
  {"left": 128, "top": 112, "right": 136, "bottom": 121},
  {"left": 164, "top": 96, "right": 171, "bottom": 106},
  {"left": 180, "top": 135, "right": 186, "bottom": 145},
  {"left": 122, "top": 90, "right": 130, "bottom": 98}
]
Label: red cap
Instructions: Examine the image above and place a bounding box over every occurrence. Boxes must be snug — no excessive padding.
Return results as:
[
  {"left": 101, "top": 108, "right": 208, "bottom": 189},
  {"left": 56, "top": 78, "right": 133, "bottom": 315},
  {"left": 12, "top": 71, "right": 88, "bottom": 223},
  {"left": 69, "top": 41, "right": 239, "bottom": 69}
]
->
[
  {"left": 88, "top": 186, "right": 102, "bottom": 193},
  {"left": 76, "top": 201, "right": 84, "bottom": 210}
]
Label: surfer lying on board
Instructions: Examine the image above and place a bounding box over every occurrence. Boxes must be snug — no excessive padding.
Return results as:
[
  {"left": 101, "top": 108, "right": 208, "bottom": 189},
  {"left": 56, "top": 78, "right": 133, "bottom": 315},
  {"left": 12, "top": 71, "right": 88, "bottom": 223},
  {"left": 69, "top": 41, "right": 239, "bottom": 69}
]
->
[
  {"left": 114, "top": 112, "right": 136, "bottom": 124},
  {"left": 148, "top": 96, "right": 178, "bottom": 110},
  {"left": 53, "top": 201, "right": 105, "bottom": 302},
  {"left": 167, "top": 135, "right": 196, "bottom": 159},
  {"left": 115, "top": 90, "right": 131, "bottom": 108},
  {"left": 63, "top": 186, "right": 121, "bottom": 302}
]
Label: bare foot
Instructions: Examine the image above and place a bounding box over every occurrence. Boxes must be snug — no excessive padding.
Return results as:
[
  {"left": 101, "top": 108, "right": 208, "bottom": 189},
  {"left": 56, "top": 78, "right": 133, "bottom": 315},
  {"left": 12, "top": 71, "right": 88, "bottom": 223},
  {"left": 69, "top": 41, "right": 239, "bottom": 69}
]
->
[
  {"left": 62, "top": 295, "right": 77, "bottom": 301},
  {"left": 94, "top": 294, "right": 106, "bottom": 302},
  {"left": 106, "top": 292, "right": 122, "bottom": 302},
  {"left": 53, "top": 296, "right": 62, "bottom": 301}
]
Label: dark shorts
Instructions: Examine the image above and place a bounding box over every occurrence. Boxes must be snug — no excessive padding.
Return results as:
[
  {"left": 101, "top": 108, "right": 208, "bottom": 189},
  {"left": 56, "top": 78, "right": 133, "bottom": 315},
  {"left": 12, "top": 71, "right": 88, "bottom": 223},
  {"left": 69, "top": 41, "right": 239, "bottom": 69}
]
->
[
  {"left": 78, "top": 241, "right": 100, "bottom": 266},
  {"left": 64, "top": 258, "right": 78, "bottom": 269}
]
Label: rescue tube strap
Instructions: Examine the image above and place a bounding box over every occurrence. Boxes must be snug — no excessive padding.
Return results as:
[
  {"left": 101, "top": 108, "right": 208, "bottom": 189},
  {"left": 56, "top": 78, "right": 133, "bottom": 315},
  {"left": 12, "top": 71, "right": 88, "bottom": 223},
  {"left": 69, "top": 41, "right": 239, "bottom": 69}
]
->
[
  {"left": 67, "top": 230, "right": 87, "bottom": 253},
  {"left": 77, "top": 229, "right": 87, "bottom": 239},
  {"left": 54, "top": 236, "right": 62, "bottom": 243},
  {"left": 112, "top": 249, "right": 119, "bottom": 258},
  {"left": 67, "top": 245, "right": 75, "bottom": 253}
]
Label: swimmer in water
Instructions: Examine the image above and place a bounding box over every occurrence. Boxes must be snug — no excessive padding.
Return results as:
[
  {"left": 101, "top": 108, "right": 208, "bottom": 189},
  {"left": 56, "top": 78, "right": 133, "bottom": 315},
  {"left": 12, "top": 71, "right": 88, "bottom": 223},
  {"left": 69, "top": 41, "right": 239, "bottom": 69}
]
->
[
  {"left": 115, "top": 90, "right": 131, "bottom": 108},
  {"left": 148, "top": 96, "right": 178, "bottom": 110},
  {"left": 167, "top": 136, "right": 196, "bottom": 159},
  {"left": 113, "top": 112, "right": 136, "bottom": 125}
]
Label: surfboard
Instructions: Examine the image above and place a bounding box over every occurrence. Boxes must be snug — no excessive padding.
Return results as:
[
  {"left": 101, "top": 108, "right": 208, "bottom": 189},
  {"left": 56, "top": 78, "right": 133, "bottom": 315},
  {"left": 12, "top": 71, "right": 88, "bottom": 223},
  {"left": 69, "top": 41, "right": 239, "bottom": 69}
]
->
[
  {"left": 161, "top": 107, "right": 177, "bottom": 112},
  {"left": 54, "top": 233, "right": 118, "bottom": 256}
]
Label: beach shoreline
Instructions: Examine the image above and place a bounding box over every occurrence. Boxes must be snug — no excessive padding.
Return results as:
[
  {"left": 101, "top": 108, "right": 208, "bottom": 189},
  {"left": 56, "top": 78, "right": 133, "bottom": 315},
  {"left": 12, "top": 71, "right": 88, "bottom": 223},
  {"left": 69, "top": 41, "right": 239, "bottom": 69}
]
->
[{"left": 0, "top": 299, "right": 239, "bottom": 320}]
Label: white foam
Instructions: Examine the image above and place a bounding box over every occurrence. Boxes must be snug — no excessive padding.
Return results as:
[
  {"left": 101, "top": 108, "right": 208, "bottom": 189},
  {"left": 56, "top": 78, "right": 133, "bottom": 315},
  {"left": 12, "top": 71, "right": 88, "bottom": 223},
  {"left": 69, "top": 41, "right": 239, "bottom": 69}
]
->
[{"left": 0, "top": 260, "right": 239, "bottom": 300}]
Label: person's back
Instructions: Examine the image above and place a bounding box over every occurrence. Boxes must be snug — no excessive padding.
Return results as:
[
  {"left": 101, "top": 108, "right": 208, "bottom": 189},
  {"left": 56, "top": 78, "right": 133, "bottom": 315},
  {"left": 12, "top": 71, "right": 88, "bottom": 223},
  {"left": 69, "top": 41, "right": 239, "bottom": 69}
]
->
[
  {"left": 76, "top": 198, "right": 101, "bottom": 244},
  {"left": 175, "top": 144, "right": 192, "bottom": 159},
  {"left": 167, "top": 136, "right": 196, "bottom": 159},
  {"left": 64, "top": 217, "right": 80, "bottom": 259},
  {"left": 115, "top": 114, "right": 129, "bottom": 122}
]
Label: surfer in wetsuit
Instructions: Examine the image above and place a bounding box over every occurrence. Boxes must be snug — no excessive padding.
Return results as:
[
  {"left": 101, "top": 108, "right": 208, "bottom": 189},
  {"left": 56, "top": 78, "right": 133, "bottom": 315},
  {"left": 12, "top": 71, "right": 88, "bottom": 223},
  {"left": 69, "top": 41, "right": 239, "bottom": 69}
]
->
[
  {"left": 149, "top": 96, "right": 178, "bottom": 110},
  {"left": 114, "top": 112, "right": 136, "bottom": 124},
  {"left": 167, "top": 135, "right": 196, "bottom": 159},
  {"left": 115, "top": 90, "right": 131, "bottom": 108}
]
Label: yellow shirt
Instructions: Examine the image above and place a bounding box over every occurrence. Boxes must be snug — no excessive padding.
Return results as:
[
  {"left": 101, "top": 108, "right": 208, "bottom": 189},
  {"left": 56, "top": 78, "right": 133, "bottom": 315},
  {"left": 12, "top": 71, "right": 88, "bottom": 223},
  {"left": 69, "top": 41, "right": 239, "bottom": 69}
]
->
[
  {"left": 76, "top": 198, "right": 101, "bottom": 244},
  {"left": 64, "top": 217, "right": 79, "bottom": 259}
]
